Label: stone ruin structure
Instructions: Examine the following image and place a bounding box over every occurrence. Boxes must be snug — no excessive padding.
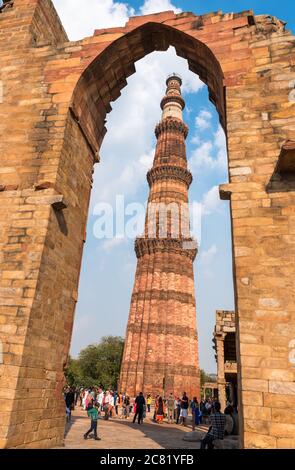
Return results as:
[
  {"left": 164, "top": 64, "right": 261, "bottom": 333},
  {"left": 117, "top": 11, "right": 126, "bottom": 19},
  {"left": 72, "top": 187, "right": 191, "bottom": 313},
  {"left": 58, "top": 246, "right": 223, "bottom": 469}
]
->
[
  {"left": 119, "top": 75, "right": 200, "bottom": 399},
  {"left": 0, "top": 0, "right": 295, "bottom": 449},
  {"left": 202, "top": 382, "right": 218, "bottom": 400},
  {"left": 213, "top": 310, "right": 238, "bottom": 410},
  {"left": 0, "top": 1, "right": 13, "bottom": 14}
]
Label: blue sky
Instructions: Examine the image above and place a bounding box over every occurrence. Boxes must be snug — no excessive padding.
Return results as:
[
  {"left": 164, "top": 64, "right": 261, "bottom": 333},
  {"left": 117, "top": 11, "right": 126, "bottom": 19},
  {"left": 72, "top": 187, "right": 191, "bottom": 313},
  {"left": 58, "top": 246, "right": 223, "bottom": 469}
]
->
[{"left": 53, "top": 1, "right": 294, "bottom": 373}]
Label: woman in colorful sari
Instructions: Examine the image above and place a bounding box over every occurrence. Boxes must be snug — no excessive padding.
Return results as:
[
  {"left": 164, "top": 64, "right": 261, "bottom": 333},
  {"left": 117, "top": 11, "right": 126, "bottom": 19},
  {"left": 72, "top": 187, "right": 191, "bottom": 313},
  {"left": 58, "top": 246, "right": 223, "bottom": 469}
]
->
[{"left": 156, "top": 396, "right": 164, "bottom": 423}]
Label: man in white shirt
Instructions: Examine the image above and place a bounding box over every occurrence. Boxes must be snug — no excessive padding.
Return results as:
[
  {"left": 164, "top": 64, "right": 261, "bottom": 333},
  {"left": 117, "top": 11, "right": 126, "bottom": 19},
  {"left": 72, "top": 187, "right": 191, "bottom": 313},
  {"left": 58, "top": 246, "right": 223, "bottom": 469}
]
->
[{"left": 97, "top": 387, "right": 104, "bottom": 411}]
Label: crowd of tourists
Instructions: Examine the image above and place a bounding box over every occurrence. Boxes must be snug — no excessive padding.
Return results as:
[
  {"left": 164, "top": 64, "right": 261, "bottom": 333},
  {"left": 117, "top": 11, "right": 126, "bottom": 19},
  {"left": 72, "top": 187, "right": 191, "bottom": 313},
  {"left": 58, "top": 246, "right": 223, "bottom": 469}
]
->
[{"left": 63, "top": 386, "right": 238, "bottom": 446}]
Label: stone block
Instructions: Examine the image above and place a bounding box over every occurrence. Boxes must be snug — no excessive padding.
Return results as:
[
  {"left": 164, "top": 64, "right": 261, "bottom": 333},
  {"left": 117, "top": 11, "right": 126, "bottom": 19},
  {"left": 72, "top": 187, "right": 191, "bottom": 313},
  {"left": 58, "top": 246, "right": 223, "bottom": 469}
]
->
[
  {"left": 269, "top": 423, "right": 295, "bottom": 439},
  {"left": 277, "top": 438, "right": 295, "bottom": 449},
  {"left": 243, "top": 432, "right": 277, "bottom": 449},
  {"left": 242, "top": 391, "right": 263, "bottom": 406},
  {"left": 244, "top": 405, "right": 271, "bottom": 421},
  {"left": 242, "top": 379, "right": 268, "bottom": 392},
  {"left": 269, "top": 381, "right": 295, "bottom": 395}
]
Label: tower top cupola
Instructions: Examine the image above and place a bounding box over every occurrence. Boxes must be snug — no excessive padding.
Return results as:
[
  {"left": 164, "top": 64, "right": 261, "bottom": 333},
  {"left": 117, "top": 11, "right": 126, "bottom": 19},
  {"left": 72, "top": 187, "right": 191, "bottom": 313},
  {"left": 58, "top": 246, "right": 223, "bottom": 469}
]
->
[{"left": 160, "top": 73, "right": 185, "bottom": 121}]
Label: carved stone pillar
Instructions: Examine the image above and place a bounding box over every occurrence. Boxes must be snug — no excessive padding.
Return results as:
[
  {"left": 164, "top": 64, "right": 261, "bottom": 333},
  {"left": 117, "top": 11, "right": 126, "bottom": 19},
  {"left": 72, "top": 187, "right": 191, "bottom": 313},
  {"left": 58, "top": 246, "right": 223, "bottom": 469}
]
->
[{"left": 216, "top": 337, "right": 226, "bottom": 410}]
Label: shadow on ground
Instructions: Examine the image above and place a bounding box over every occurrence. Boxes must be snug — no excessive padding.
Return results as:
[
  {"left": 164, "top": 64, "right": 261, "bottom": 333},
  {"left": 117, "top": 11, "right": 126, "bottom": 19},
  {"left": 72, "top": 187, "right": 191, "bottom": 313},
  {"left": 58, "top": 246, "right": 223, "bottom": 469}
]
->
[
  {"left": 96, "top": 417, "right": 205, "bottom": 449},
  {"left": 64, "top": 414, "right": 86, "bottom": 438}
]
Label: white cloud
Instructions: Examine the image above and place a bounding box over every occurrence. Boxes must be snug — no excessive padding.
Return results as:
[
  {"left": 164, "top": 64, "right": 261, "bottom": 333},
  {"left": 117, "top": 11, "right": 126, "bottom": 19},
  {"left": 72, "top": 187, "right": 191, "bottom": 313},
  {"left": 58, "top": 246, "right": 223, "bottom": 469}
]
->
[
  {"left": 215, "top": 124, "right": 226, "bottom": 149},
  {"left": 189, "top": 141, "right": 213, "bottom": 168},
  {"left": 189, "top": 124, "right": 227, "bottom": 171},
  {"left": 90, "top": 47, "right": 204, "bottom": 207},
  {"left": 202, "top": 185, "right": 223, "bottom": 215},
  {"left": 140, "top": 0, "right": 182, "bottom": 15},
  {"left": 190, "top": 108, "right": 213, "bottom": 150},
  {"left": 53, "top": 0, "right": 183, "bottom": 41},
  {"left": 93, "top": 148, "right": 154, "bottom": 204},
  {"left": 101, "top": 237, "right": 126, "bottom": 251},
  {"left": 53, "top": 0, "right": 135, "bottom": 40},
  {"left": 139, "top": 149, "right": 155, "bottom": 171},
  {"left": 195, "top": 109, "right": 212, "bottom": 131},
  {"left": 199, "top": 244, "right": 218, "bottom": 278},
  {"left": 200, "top": 244, "right": 217, "bottom": 263}
]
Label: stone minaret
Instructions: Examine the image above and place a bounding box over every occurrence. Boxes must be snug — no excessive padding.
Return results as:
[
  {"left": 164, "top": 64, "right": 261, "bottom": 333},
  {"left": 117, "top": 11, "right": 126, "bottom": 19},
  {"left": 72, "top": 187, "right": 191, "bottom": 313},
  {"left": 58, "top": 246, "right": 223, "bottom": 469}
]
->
[{"left": 119, "top": 75, "right": 200, "bottom": 399}]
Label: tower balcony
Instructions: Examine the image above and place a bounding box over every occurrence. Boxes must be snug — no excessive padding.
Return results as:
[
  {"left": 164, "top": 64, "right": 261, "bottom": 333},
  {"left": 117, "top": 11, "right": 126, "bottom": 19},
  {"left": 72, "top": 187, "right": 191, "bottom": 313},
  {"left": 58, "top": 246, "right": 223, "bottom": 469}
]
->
[
  {"left": 155, "top": 117, "right": 189, "bottom": 139},
  {"left": 147, "top": 164, "right": 193, "bottom": 188},
  {"left": 134, "top": 237, "right": 198, "bottom": 261},
  {"left": 160, "top": 94, "right": 185, "bottom": 111}
]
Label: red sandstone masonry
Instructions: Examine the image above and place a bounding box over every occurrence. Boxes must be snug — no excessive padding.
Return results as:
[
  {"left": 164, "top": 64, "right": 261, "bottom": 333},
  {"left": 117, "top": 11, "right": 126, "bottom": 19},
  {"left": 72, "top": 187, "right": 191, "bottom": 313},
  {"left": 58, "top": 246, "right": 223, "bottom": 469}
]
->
[{"left": 119, "top": 77, "right": 200, "bottom": 399}]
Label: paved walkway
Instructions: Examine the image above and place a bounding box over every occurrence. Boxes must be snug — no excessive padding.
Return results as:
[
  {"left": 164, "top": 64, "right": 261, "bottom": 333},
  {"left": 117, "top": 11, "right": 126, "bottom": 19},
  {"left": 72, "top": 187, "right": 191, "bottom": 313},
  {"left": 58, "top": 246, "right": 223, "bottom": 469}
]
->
[{"left": 61, "top": 408, "right": 207, "bottom": 449}]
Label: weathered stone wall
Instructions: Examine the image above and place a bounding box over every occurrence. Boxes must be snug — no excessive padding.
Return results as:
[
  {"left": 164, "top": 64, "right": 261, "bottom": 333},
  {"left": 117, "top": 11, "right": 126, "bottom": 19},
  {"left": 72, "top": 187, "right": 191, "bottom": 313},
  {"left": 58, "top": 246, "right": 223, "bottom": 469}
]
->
[
  {"left": 30, "top": 0, "right": 68, "bottom": 46},
  {"left": 0, "top": 0, "right": 295, "bottom": 448},
  {"left": 213, "top": 310, "right": 237, "bottom": 409}
]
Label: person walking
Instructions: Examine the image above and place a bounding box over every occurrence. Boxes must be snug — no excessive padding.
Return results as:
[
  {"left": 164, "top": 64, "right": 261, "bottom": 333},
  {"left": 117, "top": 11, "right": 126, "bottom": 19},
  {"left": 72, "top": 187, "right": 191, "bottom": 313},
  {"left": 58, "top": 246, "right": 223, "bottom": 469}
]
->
[
  {"left": 82, "top": 389, "right": 87, "bottom": 410},
  {"left": 155, "top": 396, "right": 164, "bottom": 424},
  {"left": 123, "top": 394, "right": 130, "bottom": 419},
  {"left": 175, "top": 397, "right": 181, "bottom": 424},
  {"left": 84, "top": 402, "right": 101, "bottom": 441},
  {"left": 104, "top": 390, "right": 112, "bottom": 419},
  {"left": 146, "top": 394, "right": 152, "bottom": 413},
  {"left": 180, "top": 392, "right": 189, "bottom": 426},
  {"left": 153, "top": 395, "right": 159, "bottom": 422},
  {"left": 64, "top": 387, "right": 75, "bottom": 423},
  {"left": 114, "top": 391, "right": 119, "bottom": 416},
  {"left": 108, "top": 391, "right": 115, "bottom": 418},
  {"left": 96, "top": 387, "right": 104, "bottom": 413},
  {"left": 133, "top": 392, "right": 146, "bottom": 424},
  {"left": 83, "top": 388, "right": 92, "bottom": 411},
  {"left": 200, "top": 399, "right": 206, "bottom": 423},
  {"left": 167, "top": 393, "right": 174, "bottom": 424},
  {"left": 191, "top": 397, "right": 201, "bottom": 430}
]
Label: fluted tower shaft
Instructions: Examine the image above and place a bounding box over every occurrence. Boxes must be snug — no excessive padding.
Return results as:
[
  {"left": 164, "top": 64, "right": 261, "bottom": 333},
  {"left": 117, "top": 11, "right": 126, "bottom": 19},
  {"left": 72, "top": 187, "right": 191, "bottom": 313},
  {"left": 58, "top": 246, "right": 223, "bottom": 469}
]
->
[{"left": 119, "top": 75, "right": 200, "bottom": 399}]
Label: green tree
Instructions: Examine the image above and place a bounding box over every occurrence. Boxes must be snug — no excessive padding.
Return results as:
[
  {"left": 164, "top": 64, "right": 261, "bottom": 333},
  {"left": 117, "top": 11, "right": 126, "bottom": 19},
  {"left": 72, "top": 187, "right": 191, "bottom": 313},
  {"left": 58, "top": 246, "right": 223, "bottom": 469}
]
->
[
  {"left": 200, "top": 369, "right": 216, "bottom": 388},
  {"left": 65, "top": 356, "right": 82, "bottom": 387},
  {"left": 64, "top": 336, "right": 124, "bottom": 389}
]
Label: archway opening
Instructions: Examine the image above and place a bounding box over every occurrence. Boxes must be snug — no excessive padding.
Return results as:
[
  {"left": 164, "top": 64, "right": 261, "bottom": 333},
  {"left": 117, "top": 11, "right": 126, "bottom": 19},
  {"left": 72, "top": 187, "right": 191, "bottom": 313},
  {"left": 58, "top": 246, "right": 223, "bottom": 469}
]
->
[{"left": 67, "top": 21, "right": 235, "bottom": 410}]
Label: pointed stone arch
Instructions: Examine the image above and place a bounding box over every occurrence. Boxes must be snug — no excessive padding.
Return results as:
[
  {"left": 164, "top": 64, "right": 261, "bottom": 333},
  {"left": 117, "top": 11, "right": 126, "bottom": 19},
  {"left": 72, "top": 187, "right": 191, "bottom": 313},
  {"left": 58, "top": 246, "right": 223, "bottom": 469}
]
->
[{"left": 69, "top": 21, "right": 226, "bottom": 157}]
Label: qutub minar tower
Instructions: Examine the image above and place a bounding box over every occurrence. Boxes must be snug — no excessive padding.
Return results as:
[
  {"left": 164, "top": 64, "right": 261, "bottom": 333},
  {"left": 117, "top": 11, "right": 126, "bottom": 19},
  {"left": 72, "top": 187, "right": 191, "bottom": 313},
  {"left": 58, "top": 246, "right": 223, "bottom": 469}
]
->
[{"left": 119, "top": 75, "right": 200, "bottom": 399}]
